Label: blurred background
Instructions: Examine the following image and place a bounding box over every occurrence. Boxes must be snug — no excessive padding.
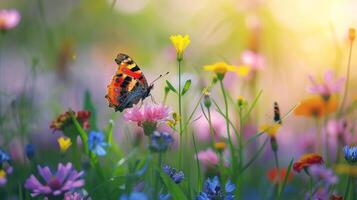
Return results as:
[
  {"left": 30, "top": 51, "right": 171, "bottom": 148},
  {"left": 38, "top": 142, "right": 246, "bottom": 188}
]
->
[{"left": 1, "top": 0, "right": 357, "bottom": 167}]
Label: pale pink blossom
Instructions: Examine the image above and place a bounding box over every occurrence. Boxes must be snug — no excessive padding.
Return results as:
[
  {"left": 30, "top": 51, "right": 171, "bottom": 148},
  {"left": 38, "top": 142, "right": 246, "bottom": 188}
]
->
[
  {"left": 196, "top": 148, "right": 219, "bottom": 168},
  {"left": 0, "top": 9, "right": 21, "bottom": 31},
  {"left": 193, "top": 111, "right": 229, "bottom": 142},
  {"left": 308, "top": 70, "right": 345, "bottom": 99},
  {"left": 240, "top": 50, "right": 265, "bottom": 71},
  {"left": 124, "top": 104, "right": 171, "bottom": 126}
]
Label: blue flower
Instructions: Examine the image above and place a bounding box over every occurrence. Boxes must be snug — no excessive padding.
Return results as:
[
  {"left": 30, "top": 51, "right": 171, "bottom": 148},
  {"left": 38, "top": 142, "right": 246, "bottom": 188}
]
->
[
  {"left": 0, "top": 149, "right": 10, "bottom": 166},
  {"left": 25, "top": 144, "right": 35, "bottom": 160},
  {"left": 119, "top": 192, "right": 148, "bottom": 200},
  {"left": 88, "top": 131, "right": 108, "bottom": 156},
  {"left": 196, "top": 176, "right": 236, "bottom": 200},
  {"left": 159, "top": 193, "right": 171, "bottom": 200},
  {"left": 162, "top": 164, "right": 184, "bottom": 184},
  {"left": 343, "top": 145, "right": 357, "bottom": 163},
  {"left": 149, "top": 131, "right": 173, "bottom": 153}
]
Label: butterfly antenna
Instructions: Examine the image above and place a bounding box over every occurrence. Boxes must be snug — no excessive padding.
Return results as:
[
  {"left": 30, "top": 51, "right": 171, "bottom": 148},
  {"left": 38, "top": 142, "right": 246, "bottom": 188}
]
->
[{"left": 150, "top": 72, "right": 169, "bottom": 85}]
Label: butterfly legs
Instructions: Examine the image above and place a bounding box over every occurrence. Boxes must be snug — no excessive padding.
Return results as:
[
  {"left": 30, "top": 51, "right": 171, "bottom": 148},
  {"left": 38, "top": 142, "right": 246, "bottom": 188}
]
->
[{"left": 150, "top": 94, "right": 158, "bottom": 104}]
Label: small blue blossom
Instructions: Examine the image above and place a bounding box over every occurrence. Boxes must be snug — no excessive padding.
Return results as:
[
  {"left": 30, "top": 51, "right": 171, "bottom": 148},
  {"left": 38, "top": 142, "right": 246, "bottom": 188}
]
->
[
  {"left": 0, "top": 149, "right": 10, "bottom": 166},
  {"left": 343, "top": 145, "right": 357, "bottom": 163},
  {"left": 159, "top": 193, "right": 171, "bottom": 200},
  {"left": 162, "top": 164, "right": 184, "bottom": 184},
  {"left": 25, "top": 144, "right": 35, "bottom": 160},
  {"left": 196, "top": 176, "right": 236, "bottom": 200},
  {"left": 149, "top": 131, "right": 173, "bottom": 153},
  {"left": 88, "top": 131, "right": 108, "bottom": 156},
  {"left": 119, "top": 192, "right": 148, "bottom": 200}
]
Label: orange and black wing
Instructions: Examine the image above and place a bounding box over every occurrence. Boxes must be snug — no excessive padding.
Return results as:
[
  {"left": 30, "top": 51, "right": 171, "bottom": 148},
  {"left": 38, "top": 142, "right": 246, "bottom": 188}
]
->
[{"left": 105, "top": 53, "right": 149, "bottom": 111}]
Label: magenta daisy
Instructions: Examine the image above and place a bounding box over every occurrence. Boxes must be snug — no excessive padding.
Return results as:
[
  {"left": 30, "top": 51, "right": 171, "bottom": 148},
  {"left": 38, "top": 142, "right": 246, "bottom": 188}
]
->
[{"left": 24, "top": 162, "right": 84, "bottom": 197}]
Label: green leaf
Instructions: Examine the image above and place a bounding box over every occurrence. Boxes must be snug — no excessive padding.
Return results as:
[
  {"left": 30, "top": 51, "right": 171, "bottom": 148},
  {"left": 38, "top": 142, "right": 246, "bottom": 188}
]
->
[
  {"left": 181, "top": 79, "right": 191, "bottom": 95},
  {"left": 159, "top": 169, "right": 188, "bottom": 200},
  {"left": 277, "top": 158, "right": 294, "bottom": 199},
  {"left": 166, "top": 80, "right": 177, "bottom": 94},
  {"left": 84, "top": 90, "right": 97, "bottom": 130}
]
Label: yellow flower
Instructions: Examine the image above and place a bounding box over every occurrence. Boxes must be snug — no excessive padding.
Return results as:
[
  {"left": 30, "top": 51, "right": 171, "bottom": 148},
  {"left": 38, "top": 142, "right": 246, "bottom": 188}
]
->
[
  {"left": 260, "top": 123, "right": 281, "bottom": 137},
  {"left": 57, "top": 137, "right": 72, "bottom": 153},
  {"left": 0, "top": 170, "right": 6, "bottom": 178},
  {"left": 214, "top": 142, "right": 226, "bottom": 152},
  {"left": 236, "top": 65, "right": 251, "bottom": 77},
  {"left": 169, "top": 34, "right": 190, "bottom": 60},
  {"left": 203, "top": 62, "right": 237, "bottom": 78},
  {"left": 335, "top": 164, "right": 357, "bottom": 177}
]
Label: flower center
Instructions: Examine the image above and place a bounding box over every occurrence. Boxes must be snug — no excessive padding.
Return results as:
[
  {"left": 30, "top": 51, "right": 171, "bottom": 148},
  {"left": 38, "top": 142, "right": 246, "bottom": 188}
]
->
[{"left": 48, "top": 177, "right": 62, "bottom": 190}]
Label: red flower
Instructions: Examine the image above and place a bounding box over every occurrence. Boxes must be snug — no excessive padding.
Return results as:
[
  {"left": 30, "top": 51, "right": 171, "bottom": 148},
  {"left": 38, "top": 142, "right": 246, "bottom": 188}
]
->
[
  {"left": 267, "top": 168, "right": 293, "bottom": 184},
  {"left": 293, "top": 153, "right": 324, "bottom": 173},
  {"left": 50, "top": 110, "right": 91, "bottom": 132}
]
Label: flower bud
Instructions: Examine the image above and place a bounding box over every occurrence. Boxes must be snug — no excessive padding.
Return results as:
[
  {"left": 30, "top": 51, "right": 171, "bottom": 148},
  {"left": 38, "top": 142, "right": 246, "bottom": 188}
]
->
[
  {"left": 25, "top": 144, "right": 35, "bottom": 160},
  {"left": 214, "top": 142, "right": 226, "bottom": 152},
  {"left": 270, "top": 137, "right": 278, "bottom": 152},
  {"left": 204, "top": 91, "right": 211, "bottom": 108}
]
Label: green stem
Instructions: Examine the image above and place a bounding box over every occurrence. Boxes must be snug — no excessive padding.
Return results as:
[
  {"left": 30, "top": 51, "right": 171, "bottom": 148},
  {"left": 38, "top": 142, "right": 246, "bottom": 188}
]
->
[
  {"left": 178, "top": 59, "right": 183, "bottom": 168},
  {"left": 218, "top": 79, "right": 236, "bottom": 177},
  {"left": 191, "top": 130, "right": 202, "bottom": 191},
  {"left": 155, "top": 152, "right": 163, "bottom": 198},
  {"left": 323, "top": 116, "right": 330, "bottom": 166},
  {"left": 309, "top": 176, "right": 313, "bottom": 200},
  {"left": 207, "top": 107, "right": 215, "bottom": 147},
  {"left": 315, "top": 118, "right": 322, "bottom": 155},
  {"left": 237, "top": 107, "right": 244, "bottom": 198},
  {"left": 273, "top": 151, "right": 280, "bottom": 171},
  {"left": 71, "top": 136, "right": 80, "bottom": 169},
  {"left": 345, "top": 175, "right": 352, "bottom": 200}
]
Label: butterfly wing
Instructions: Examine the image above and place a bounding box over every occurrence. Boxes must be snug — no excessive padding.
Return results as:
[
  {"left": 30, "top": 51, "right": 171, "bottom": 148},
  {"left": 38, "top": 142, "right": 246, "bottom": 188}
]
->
[{"left": 105, "top": 53, "right": 150, "bottom": 112}]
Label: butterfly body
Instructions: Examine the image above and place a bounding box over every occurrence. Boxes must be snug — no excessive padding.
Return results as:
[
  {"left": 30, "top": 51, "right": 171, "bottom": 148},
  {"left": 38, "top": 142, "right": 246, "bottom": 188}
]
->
[{"left": 105, "top": 53, "right": 153, "bottom": 112}]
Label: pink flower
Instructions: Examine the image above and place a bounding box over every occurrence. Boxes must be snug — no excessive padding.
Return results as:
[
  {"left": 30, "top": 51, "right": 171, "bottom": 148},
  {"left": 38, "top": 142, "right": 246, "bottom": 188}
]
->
[
  {"left": 327, "top": 119, "right": 350, "bottom": 144},
  {"left": 124, "top": 104, "right": 171, "bottom": 126},
  {"left": 193, "top": 111, "right": 229, "bottom": 142},
  {"left": 0, "top": 9, "right": 21, "bottom": 31},
  {"left": 240, "top": 50, "right": 265, "bottom": 71},
  {"left": 308, "top": 70, "right": 345, "bottom": 99},
  {"left": 196, "top": 148, "right": 219, "bottom": 168}
]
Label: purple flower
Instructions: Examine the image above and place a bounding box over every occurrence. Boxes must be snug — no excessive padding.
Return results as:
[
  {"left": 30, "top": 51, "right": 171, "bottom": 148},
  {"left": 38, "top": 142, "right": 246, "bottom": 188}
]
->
[
  {"left": 308, "top": 70, "right": 345, "bottom": 99},
  {"left": 24, "top": 162, "right": 84, "bottom": 197},
  {"left": 305, "top": 187, "right": 328, "bottom": 200},
  {"left": 0, "top": 9, "right": 21, "bottom": 31},
  {"left": 309, "top": 165, "right": 338, "bottom": 186},
  {"left": 162, "top": 164, "right": 184, "bottom": 184},
  {"left": 327, "top": 119, "right": 349, "bottom": 144}
]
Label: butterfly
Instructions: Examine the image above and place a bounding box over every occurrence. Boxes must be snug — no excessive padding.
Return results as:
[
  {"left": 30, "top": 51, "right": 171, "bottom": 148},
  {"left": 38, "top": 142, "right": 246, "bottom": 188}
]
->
[{"left": 105, "top": 53, "right": 154, "bottom": 112}]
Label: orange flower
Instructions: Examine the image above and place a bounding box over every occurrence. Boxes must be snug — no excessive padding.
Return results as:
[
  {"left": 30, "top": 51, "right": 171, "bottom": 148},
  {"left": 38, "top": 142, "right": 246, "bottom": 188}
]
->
[
  {"left": 266, "top": 168, "right": 293, "bottom": 184},
  {"left": 293, "top": 153, "right": 324, "bottom": 172},
  {"left": 294, "top": 96, "right": 338, "bottom": 118}
]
